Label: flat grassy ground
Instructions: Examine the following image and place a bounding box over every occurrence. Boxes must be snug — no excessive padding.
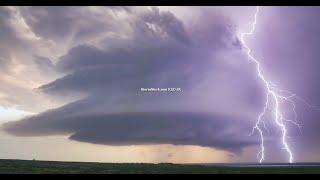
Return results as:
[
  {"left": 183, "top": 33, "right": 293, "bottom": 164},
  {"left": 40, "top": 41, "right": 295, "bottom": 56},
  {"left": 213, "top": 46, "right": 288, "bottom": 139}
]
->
[{"left": 0, "top": 159, "right": 320, "bottom": 174}]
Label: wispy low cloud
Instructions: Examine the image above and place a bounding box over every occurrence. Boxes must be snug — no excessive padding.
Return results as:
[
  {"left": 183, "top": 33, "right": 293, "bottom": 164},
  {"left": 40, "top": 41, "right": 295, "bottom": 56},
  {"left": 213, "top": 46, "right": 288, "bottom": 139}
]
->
[{"left": 3, "top": 109, "right": 256, "bottom": 153}]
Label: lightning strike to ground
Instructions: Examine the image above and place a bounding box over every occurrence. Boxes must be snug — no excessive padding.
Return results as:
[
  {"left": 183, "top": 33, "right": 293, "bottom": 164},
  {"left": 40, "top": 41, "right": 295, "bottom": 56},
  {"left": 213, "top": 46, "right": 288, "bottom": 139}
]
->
[{"left": 239, "top": 6, "right": 298, "bottom": 163}]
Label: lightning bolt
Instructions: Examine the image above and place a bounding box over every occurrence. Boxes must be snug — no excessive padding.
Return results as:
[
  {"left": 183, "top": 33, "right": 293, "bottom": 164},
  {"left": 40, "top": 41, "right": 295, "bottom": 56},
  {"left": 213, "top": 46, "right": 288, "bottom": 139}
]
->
[{"left": 238, "top": 6, "right": 297, "bottom": 163}]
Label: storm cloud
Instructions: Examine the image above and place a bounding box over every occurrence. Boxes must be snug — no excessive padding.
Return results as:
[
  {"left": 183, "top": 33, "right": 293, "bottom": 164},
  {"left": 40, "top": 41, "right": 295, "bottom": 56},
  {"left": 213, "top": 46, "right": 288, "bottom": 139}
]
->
[
  {"left": 3, "top": 110, "right": 256, "bottom": 153},
  {"left": 1, "top": 6, "right": 266, "bottom": 154}
]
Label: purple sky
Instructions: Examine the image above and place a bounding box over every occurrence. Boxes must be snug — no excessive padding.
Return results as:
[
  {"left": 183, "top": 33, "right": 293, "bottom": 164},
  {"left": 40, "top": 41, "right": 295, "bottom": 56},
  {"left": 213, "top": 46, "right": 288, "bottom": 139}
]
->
[{"left": 0, "top": 6, "right": 320, "bottom": 163}]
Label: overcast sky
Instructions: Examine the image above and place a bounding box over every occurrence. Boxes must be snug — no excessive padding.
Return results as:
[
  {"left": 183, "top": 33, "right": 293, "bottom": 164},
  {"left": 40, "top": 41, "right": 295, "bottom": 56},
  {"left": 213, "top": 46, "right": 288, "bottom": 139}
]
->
[{"left": 0, "top": 6, "right": 320, "bottom": 163}]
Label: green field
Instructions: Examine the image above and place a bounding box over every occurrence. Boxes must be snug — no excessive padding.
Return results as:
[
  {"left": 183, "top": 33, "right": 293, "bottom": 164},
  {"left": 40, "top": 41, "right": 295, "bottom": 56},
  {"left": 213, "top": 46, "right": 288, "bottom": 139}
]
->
[{"left": 0, "top": 159, "right": 320, "bottom": 174}]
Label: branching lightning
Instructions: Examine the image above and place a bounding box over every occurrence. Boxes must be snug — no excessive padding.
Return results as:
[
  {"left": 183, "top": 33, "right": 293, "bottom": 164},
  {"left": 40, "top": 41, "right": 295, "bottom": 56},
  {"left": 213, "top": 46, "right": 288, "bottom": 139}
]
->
[{"left": 238, "top": 6, "right": 300, "bottom": 163}]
